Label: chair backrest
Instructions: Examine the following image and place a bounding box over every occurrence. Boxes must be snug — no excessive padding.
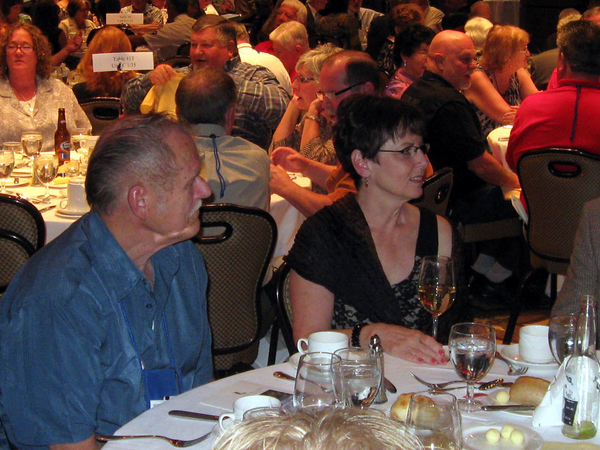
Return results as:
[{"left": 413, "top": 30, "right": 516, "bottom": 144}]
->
[
  {"left": 0, "top": 230, "right": 35, "bottom": 295},
  {"left": 273, "top": 261, "right": 295, "bottom": 354},
  {"left": 0, "top": 194, "right": 45, "bottom": 251},
  {"left": 78, "top": 97, "right": 121, "bottom": 135},
  {"left": 410, "top": 167, "right": 453, "bottom": 217},
  {"left": 192, "top": 204, "right": 277, "bottom": 372},
  {"left": 177, "top": 42, "right": 190, "bottom": 56},
  {"left": 517, "top": 148, "right": 600, "bottom": 275}
]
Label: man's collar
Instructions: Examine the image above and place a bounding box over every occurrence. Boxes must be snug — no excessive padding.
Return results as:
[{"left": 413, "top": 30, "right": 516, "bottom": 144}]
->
[
  {"left": 191, "top": 123, "right": 228, "bottom": 138},
  {"left": 421, "top": 70, "right": 456, "bottom": 90},
  {"left": 557, "top": 78, "right": 600, "bottom": 89},
  {"left": 224, "top": 55, "right": 241, "bottom": 72}
]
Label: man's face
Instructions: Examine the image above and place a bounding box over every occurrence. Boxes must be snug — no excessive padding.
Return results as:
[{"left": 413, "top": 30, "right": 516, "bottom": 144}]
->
[
  {"left": 131, "top": 0, "right": 146, "bottom": 12},
  {"left": 439, "top": 41, "right": 477, "bottom": 91},
  {"left": 190, "top": 28, "right": 233, "bottom": 70},
  {"left": 274, "top": 5, "right": 298, "bottom": 27},
  {"left": 148, "top": 131, "right": 212, "bottom": 244},
  {"left": 273, "top": 41, "right": 300, "bottom": 74},
  {"left": 318, "top": 62, "right": 363, "bottom": 123},
  {"left": 585, "top": 13, "right": 600, "bottom": 26},
  {"left": 348, "top": 0, "right": 361, "bottom": 14}
]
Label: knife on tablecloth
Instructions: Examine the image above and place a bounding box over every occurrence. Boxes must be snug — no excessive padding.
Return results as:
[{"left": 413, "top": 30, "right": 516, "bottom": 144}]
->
[{"left": 168, "top": 410, "right": 220, "bottom": 421}]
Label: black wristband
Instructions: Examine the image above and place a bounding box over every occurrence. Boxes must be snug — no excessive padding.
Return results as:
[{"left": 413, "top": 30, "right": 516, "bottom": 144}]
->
[{"left": 351, "top": 324, "right": 364, "bottom": 347}]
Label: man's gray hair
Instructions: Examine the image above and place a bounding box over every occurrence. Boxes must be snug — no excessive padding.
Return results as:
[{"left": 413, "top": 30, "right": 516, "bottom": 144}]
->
[
  {"left": 192, "top": 15, "right": 237, "bottom": 48},
  {"left": 270, "top": 20, "right": 309, "bottom": 51},
  {"left": 86, "top": 114, "right": 182, "bottom": 214},
  {"left": 557, "top": 19, "right": 600, "bottom": 75},
  {"left": 176, "top": 68, "right": 237, "bottom": 126},
  {"left": 296, "top": 43, "right": 344, "bottom": 81},
  {"left": 281, "top": 0, "right": 307, "bottom": 24}
]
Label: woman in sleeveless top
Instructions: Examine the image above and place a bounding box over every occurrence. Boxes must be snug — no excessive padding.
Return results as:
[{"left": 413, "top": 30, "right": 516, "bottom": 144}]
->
[{"left": 286, "top": 95, "right": 453, "bottom": 364}]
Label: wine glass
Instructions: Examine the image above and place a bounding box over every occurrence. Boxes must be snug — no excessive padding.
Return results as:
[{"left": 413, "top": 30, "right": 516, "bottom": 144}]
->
[
  {"left": 449, "top": 322, "right": 496, "bottom": 412},
  {"left": 294, "top": 352, "right": 341, "bottom": 411},
  {"left": 549, "top": 313, "right": 578, "bottom": 364},
  {"left": 21, "top": 131, "right": 43, "bottom": 166},
  {"left": 0, "top": 147, "right": 16, "bottom": 193},
  {"left": 405, "top": 391, "right": 462, "bottom": 450},
  {"left": 418, "top": 256, "right": 456, "bottom": 341},
  {"left": 33, "top": 154, "right": 59, "bottom": 202},
  {"left": 333, "top": 347, "right": 381, "bottom": 409}
]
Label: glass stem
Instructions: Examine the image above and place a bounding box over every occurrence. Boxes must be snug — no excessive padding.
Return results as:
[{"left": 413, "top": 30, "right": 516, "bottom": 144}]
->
[
  {"left": 465, "top": 382, "right": 475, "bottom": 406},
  {"left": 432, "top": 315, "right": 439, "bottom": 341},
  {"left": 0, "top": 178, "right": 5, "bottom": 192},
  {"left": 44, "top": 183, "right": 50, "bottom": 198}
]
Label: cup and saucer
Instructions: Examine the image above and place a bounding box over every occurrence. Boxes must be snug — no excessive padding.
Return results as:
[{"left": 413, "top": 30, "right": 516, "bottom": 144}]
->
[{"left": 57, "top": 177, "right": 90, "bottom": 218}]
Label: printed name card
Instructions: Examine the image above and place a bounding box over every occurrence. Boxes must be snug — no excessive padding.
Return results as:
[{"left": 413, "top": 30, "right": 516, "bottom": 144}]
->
[
  {"left": 105, "top": 13, "right": 144, "bottom": 25},
  {"left": 92, "top": 52, "right": 154, "bottom": 72}
]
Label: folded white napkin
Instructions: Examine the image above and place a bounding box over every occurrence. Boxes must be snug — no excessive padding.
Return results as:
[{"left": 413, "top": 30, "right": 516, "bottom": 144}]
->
[{"left": 532, "top": 357, "right": 569, "bottom": 427}]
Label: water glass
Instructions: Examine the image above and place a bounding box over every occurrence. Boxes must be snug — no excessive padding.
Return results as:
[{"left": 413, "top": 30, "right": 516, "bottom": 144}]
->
[
  {"left": 333, "top": 347, "right": 381, "bottom": 409},
  {"left": 0, "top": 146, "right": 16, "bottom": 193},
  {"left": 418, "top": 256, "right": 456, "bottom": 341},
  {"left": 406, "top": 392, "right": 462, "bottom": 450},
  {"left": 449, "top": 322, "right": 496, "bottom": 412},
  {"left": 294, "top": 352, "right": 341, "bottom": 411},
  {"left": 549, "top": 313, "right": 578, "bottom": 364},
  {"left": 21, "top": 131, "right": 43, "bottom": 162},
  {"left": 33, "top": 154, "right": 59, "bottom": 202}
]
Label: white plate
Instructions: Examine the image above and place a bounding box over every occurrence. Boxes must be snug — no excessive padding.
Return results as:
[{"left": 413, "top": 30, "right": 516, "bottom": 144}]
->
[
  {"left": 501, "top": 345, "right": 558, "bottom": 367},
  {"left": 288, "top": 352, "right": 301, "bottom": 369},
  {"left": 463, "top": 422, "right": 543, "bottom": 450},
  {"left": 56, "top": 207, "right": 88, "bottom": 218},
  {"left": 480, "top": 392, "right": 533, "bottom": 417}
]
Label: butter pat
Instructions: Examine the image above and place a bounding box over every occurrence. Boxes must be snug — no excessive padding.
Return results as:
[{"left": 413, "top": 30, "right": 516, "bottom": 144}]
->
[
  {"left": 510, "top": 429, "right": 524, "bottom": 445},
  {"left": 485, "top": 429, "right": 501, "bottom": 443},
  {"left": 496, "top": 390, "right": 510, "bottom": 405}
]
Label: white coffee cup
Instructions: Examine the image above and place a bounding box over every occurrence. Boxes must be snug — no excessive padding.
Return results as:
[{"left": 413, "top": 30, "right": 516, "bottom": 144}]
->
[
  {"left": 296, "top": 331, "right": 348, "bottom": 355},
  {"left": 218, "top": 395, "right": 281, "bottom": 431},
  {"left": 519, "top": 325, "right": 554, "bottom": 363},
  {"left": 60, "top": 176, "right": 89, "bottom": 213}
]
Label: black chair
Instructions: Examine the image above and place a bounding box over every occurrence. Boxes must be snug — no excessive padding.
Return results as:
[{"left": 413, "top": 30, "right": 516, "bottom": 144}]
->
[
  {"left": 0, "top": 194, "right": 45, "bottom": 251},
  {"left": 0, "top": 230, "right": 35, "bottom": 295},
  {"left": 410, "top": 167, "right": 453, "bottom": 217},
  {"left": 266, "top": 261, "right": 296, "bottom": 365},
  {"left": 177, "top": 42, "right": 190, "bottom": 56},
  {"left": 79, "top": 97, "right": 121, "bottom": 135},
  {"left": 192, "top": 204, "right": 277, "bottom": 376},
  {"left": 502, "top": 148, "right": 600, "bottom": 344}
]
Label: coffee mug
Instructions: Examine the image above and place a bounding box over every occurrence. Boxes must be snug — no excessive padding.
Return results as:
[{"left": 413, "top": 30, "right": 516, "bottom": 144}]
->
[
  {"left": 297, "top": 331, "right": 348, "bottom": 355},
  {"left": 60, "top": 176, "right": 89, "bottom": 213},
  {"left": 519, "top": 325, "right": 554, "bottom": 363},
  {"left": 218, "top": 395, "right": 281, "bottom": 431}
]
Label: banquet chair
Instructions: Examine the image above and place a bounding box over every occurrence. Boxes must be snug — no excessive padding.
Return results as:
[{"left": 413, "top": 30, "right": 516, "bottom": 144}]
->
[
  {"left": 193, "top": 204, "right": 277, "bottom": 376},
  {"left": 79, "top": 97, "right": 121, "bottom": 135},
  {"left": 0, "top": 194, "right": 45, "bottom": 251},
  {"left": 0, "top": 230, "right": 35, "bottom": 296},
  {"left": 410, "top": 167, "right": 453, "bottom": 217},
  {"left": 266, "top": 261, "right": 295, "bottom": 365},
  {"left": 502, "top": 148, "right": 600, "bottom": 344}
]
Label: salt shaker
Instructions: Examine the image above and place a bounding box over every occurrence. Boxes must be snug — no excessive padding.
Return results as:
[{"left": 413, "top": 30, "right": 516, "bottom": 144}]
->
[{"left": 369, "top": 334, "right": 388, "bottom": 404}]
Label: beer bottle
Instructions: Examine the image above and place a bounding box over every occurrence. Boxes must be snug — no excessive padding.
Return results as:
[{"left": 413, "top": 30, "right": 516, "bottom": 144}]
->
[{"left": 54, "top": 108, "right": 71, "bottom": 173}]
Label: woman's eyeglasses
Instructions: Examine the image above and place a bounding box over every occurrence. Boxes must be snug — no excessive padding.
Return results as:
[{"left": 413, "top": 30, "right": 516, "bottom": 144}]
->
[
  {"left": 378, "top": 144, "right": 430, "bottom": 158},
  {"left": 7, "top": 43, "right": 34, "bottom": 53}
]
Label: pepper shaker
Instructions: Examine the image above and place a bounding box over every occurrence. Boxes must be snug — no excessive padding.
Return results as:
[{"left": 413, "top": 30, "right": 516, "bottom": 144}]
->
[{"left": 369, "top": 334, "right": 388, "bottom": 404}]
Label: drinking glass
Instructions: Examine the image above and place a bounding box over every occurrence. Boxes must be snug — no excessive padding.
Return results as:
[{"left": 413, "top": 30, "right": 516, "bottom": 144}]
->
[
  {"left": 21, "top": 131, "right": 43, "bottom": 165},
  {"left": 549, "top": 313, "right": 578, "bottom": 364},
  {"left": 333, "top": 347, "right": 381, "bottom": 409},
  {"left": 405, "top": 392, "right": 462, "bottom": 450},
  {"left": 0, "top": 147, "right": 16, "bottom": 193},
  {"left": 449, "top": 322, "right": 496, "bottom": 412},
  {"left": 33, "top": 154, "right": 59, "bottom": 202},
  {"left": 418, "top": 256, "right": 457, "bottom": 341},
  {"left": 70, "top": 128, "right": 91, "bottom": 152},
  {"left": 294, "top": 352, "right": 341, "bottom": 411}
]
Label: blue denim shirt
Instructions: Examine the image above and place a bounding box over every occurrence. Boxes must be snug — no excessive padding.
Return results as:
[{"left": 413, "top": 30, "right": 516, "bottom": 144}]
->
[{"left": 0, "top": 211, "right": 212, "bottom": 448}]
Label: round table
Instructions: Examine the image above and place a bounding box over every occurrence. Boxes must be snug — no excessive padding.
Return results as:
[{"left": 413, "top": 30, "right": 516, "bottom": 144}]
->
[{"left": 102, "top": 348, "right": 584, "bottom": 449}]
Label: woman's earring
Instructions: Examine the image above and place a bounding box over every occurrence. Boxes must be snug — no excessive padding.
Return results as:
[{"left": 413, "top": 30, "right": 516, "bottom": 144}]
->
[
  {"left": 364, "top": 176, "right": 370, "bottom": 187},
  {"left": 403, "top": 59, "right": 407, "bottom": 67}
]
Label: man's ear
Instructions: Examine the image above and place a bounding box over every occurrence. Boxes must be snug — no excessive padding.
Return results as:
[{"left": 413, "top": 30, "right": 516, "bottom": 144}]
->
[
  {"left": 128, "top": 185, "right": 149, "bottom": 220},
  {"left": 556, "top": 51, "right": 567, "bottom": 79},
  {"left": 227, "top": 39, "right": 236, "bottom": 58}
]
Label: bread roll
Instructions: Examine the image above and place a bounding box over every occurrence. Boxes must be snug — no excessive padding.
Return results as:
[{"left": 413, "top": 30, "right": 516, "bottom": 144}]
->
[
  {"left": 509, "top": 376, "right": 550, "bottom": 406},
  {"left": 390, "top": 394, "right": 436, "bottom": 422}
]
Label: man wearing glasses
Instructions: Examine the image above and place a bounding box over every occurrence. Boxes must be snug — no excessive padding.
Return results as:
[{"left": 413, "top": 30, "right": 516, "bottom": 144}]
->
[{"left": 270, "top": 50, "right": 379, "bottom": 217}]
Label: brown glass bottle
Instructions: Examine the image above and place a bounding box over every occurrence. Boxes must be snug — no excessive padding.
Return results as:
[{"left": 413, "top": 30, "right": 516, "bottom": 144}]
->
[{"left": 54, "top": 108, "right": 71, "bottom": 170}]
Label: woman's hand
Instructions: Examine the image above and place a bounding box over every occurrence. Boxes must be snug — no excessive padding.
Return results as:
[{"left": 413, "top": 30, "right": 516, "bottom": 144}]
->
[
  {"left": 269, "top": 163, "right": 296, "bottom": 195},
  {"left": 271, "top": 146, "right": 309, "bottom": 173},
  {"left": 307, "top": 97, "right": 324, "bottom": 118},
  {"left": 65, "top": 33, "right": 82, "bottom": 54},
  {"left": 363, "top": 323, "right": 447, "bottom": 365},
  {"left": 502, "top": 106, "right": 518, "bottom": 125}
]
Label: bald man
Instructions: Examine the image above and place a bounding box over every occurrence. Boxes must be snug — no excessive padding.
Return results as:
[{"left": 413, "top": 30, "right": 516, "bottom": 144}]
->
[
  {"left": 403, "top": 31, "right": 520, "bottom": 282},
  {"left": 470, "top": 1, "right": 492, "bottom": 21}
]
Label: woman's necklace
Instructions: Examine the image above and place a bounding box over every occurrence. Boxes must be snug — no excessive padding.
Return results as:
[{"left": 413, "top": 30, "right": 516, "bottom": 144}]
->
[
  {"left": 12, "top": 83, "right": 37, "bottom": 112},
  {"left": 491, "top": 70, "right": 508, "bottom": 96}
]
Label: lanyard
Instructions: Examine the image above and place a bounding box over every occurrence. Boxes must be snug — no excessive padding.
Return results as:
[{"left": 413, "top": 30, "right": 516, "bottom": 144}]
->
[{"left": 201, "top": 134, "right": 227, "bottom": 198}]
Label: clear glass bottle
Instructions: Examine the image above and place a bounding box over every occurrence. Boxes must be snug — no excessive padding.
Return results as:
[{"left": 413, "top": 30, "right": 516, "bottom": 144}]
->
[{"left": 562, "top": 295, "right": 600, "bottom": 439}]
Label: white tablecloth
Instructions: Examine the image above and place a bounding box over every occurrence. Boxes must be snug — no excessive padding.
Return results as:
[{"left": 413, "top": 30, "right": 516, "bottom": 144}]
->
[
  {"left": 103, "top": 347, "right": 597, "bottom": 449},
  {"left": 487, "top": 126, "right": 513, "bottom": 173}
]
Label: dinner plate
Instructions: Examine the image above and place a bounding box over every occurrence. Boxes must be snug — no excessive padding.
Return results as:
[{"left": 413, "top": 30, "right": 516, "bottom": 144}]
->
[
  {"left": 480, "top": 392, "right": 533, "bottom": 417},
  {"left": 288, "top": 352, "right": 301, "bottom": 369},
  {"left": 463, "top": 422, "right": 543, "bottom": 450},
  {"left": 56, "top": 207, "right": 89, "bottom": 218},
  {"left": 501, "top": 345, "right": 558, "bottom": 368},
  {"left": 3, "top": 180, "right": 30, "bottom": 188}
]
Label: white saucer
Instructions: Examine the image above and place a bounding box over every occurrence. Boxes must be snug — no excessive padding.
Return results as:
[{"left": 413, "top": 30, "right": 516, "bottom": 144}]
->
[
  {"left": 463, "top": 422, "right": 542, "bottom": 450},
  {"left": 500, "top": 345, "right": 558, "bottom": 367},
  {"left": 56, "top": 205, "right": 89, "bottom": 218},
  {"left": 288, "top": 353, "right": 301, "bottom": 369}
]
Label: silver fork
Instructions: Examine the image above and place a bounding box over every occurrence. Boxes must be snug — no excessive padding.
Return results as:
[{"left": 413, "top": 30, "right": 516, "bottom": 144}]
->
[
  {"left": 495, "top": 351, "right": 528, "bottom": 375},
  {"left": 96, "top": 431, "right": 212, "bottom": 447},
  {"left": 411, "top": 373, "right": 465, "bottom": 390}
]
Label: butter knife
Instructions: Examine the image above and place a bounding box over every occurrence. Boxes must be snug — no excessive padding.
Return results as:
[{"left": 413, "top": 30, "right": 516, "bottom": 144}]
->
[
  {"left": 168, "top": 410, "right": 220, "bottom": 421},
  {"left": 384, "top": 377, "right": 397, "bottom": 394},
  {"left": 480, "top": 405, "right": 535, "bottom": 412},
  {"left": 38, "top": 205, "right": 57, "bottom": 214}
]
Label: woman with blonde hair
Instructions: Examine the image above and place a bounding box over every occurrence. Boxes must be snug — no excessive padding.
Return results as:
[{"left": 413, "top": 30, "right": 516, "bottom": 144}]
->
[
  {"left": 464, "top": 24, "right": 538, "bottom": 138},
  {"left": 72, "top": 26, "right": 137, "bottom": 101}
]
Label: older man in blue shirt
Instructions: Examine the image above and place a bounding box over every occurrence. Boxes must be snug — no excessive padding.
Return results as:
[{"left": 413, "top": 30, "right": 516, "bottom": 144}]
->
[{"left": 0, "top": 114, "right": 214, "bottom": 449}]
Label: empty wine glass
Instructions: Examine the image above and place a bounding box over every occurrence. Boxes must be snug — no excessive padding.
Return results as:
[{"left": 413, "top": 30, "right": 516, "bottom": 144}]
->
[
  {"left": 294, "top": 352, "right": 341, "bottom": 411},
  {"left": 406, "top": 391, "right": 462, "bottom": 450},
  {"left": 449, "top": 322, "right": 496, "bottom": 412},
  {"left": 333, "top": 347, "right": 381, "bottom": 409},
  {"left": 549, "top": 313, "right": 578, "bottom": 364},
  {"left": 418, "top": 256, "right": 456, "bottom": 341},
  {"left": 33, "top": 154, "right": 59, "bottom": 202},
  {"left": 0, "top": 147, "right": 16, "bottom": 193}
]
